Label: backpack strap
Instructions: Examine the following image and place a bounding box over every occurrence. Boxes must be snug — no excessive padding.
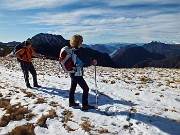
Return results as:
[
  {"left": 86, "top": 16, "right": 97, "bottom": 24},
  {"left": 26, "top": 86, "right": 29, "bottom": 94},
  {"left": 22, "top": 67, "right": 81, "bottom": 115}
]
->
[
  {"left": 18, "top": 47, "right": 26, "bottom": 58},
  {"left": 26, "top": 48, "right": 33, "bottom": 55},
  {"left": 19, "top": 48, "right": 31, "bottom": 62}
]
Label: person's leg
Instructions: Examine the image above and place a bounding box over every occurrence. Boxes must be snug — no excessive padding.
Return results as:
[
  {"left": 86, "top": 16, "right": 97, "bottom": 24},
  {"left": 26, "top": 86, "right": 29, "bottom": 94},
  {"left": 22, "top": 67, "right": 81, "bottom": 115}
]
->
[
  {"left": 72, "top": 76, "right": 89, "bottom": 106},
  {"left": 20, "top": 62, "right": 30, "bottom": 87},
  {"left": 28, "top": 62, "right": 38, "bottom": 86},
  {"left": 69, "top": 77, "right": 77, "bottom": 104}
]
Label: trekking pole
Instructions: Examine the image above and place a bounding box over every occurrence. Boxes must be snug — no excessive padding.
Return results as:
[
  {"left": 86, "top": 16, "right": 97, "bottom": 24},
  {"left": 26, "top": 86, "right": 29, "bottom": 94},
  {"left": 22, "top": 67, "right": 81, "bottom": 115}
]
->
[
  {"left": 43, "top": 58, "right": 45, "bottom": 79},
  {"left": 95, "top": 65, "right": 98, "bottom": 107}
]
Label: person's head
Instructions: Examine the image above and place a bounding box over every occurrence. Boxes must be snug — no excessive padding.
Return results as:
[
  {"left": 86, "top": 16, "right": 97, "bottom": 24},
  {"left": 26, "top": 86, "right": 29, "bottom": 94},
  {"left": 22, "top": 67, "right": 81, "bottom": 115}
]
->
[
  {"left": 70, "top": 34, "right": 83, "bottom": 48},
  {"left": 24, "top": 40, "right": 32, "bottom": 48}
]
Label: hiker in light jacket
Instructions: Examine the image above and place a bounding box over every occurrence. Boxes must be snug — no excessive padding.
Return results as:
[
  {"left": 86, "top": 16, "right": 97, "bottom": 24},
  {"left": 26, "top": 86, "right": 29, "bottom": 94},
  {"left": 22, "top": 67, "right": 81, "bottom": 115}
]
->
[
  {"left": 15, "top": 40, "right": 45, "bottom": 88},
  {"left": 69, "top": 34, "right": 97, "bottom": 111}
]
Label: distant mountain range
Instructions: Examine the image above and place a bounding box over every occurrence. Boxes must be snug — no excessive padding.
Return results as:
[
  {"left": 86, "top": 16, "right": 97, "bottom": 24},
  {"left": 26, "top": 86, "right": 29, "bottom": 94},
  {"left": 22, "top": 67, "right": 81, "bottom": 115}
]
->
[
  {"left": 0, "top": 42, "right": 20, "bottom": 57},
  {"left": 112, "top": 46, "right": 165, "bottom": 68},
  {"left": 89, "top": 43, "right": 133, "bottom": 55},
  {"left": 0, "top": 33, "right": 180, "bottom": 68},
  {"left": 111, "top": 41, "right": 180, "bottom": 68},
  {"left": 0, "top": 41, "right": 20, "bottom": 47},
  {"left": 143, "top": 41, "right": 180, "bottom": 58},
  {"left": 134, "top": 55, "right": 180, "bottom": 68}
]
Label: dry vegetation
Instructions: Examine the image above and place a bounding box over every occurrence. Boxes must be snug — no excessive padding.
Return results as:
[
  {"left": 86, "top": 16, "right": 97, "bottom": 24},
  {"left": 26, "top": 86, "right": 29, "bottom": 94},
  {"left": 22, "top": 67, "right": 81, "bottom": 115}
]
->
[
  {"left": 21, "top": 88, "right": 36, "bottom": 98},
  {"left": 0, "top": 56, "right": 180, "bottom": 134},
  {"left": 35, "top": 98, "right": 47, "bottom": 104},
  {"left": 36, "top": 109, "right": 57, "bottom": 128},
  {"left": 80, "top": 120, "right": 93, "bottom": 132},
  {"left": 49, "top": 101, "right": 59, "bottom": 107},
  {"left": 123, "top": 123, "right": 134, "bottom": 133},
  {"left": 0, "top": 98, "right": 30, "bottom": 127},
  {"left": 7, "top": 124, "right": 35, "bottom": 135},
  {"left": 61, "top": 109, "right": 73, "bottom": 123}
]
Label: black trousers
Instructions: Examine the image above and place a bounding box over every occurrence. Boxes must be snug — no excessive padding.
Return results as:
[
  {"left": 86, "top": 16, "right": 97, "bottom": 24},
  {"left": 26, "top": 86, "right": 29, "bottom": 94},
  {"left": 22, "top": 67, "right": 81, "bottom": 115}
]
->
[
  {"left": 69, "top": 75, "right": 89, "bottom": 106},
  {"left": 20, "top": 62, "right": 38, "bottom": 87}
]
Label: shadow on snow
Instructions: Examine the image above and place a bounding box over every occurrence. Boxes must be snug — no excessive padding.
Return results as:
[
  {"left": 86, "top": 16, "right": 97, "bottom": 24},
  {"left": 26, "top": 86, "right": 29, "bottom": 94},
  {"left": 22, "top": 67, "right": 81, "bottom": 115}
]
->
[{"left": 35, "top": 86, "right": 180, "bottom": 135}]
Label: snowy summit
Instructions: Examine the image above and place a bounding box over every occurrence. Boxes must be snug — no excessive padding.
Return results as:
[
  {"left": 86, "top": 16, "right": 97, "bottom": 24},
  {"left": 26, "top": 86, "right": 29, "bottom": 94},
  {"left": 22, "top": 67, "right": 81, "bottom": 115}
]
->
[{"left": 0, "top": 56, "right": 180, "bottom": 135}]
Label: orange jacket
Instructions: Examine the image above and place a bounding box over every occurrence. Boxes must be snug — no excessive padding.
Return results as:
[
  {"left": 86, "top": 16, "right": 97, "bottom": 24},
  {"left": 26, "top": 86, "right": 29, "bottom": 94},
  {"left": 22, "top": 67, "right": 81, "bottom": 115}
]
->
[{"left": 17, "top": 47, "right": 36, "bottom": 62}]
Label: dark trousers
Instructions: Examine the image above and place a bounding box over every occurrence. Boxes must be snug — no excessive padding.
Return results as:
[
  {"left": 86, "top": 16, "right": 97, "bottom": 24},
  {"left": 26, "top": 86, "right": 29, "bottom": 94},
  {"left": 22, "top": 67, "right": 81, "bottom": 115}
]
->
[
  {"left": 20, "top": 62, "right": 38, "bottom": 87},
  {"left": 69, "top": 75, "right": 89, "bottom": 106}
]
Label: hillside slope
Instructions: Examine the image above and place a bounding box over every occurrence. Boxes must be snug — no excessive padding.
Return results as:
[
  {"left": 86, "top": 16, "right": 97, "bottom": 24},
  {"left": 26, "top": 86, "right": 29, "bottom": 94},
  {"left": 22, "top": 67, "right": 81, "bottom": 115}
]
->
[{"left": 0, "top": 56, "right": 180, "bottom": 135}]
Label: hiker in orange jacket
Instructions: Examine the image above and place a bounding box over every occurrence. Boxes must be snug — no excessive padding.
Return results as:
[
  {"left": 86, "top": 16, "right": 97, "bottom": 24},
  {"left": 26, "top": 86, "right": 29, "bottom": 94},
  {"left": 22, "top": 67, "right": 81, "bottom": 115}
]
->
[{"left": 15, "top": 40, "right": 45, "bottom": 88}]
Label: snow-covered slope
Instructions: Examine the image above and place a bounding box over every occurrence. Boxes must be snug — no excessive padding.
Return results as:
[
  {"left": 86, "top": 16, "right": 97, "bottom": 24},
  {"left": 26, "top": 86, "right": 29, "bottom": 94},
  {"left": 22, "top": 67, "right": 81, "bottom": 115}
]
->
[{"left": 0, "top": 57, "right": 180, "bottom": 135}]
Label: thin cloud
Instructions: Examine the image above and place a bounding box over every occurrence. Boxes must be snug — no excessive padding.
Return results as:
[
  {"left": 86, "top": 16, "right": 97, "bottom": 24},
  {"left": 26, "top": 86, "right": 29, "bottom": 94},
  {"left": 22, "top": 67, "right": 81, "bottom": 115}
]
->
[
  {"left": 0, "top": 0, "right": 179, "bottom": 43},
  {"left": 27, "top": 8, "right": 107, "bottom": 25},
  {"left": 0, "top": 0, "right": 78, "bottom": 10},
  {"left": 26, "top": 3, "right": 180, "bottom": 43},
  {"left": 106, "top": 0, "right": 180, "bottom": 6},
  {"left": 65, "top": 13, "right": 179, "bottom": 43}
]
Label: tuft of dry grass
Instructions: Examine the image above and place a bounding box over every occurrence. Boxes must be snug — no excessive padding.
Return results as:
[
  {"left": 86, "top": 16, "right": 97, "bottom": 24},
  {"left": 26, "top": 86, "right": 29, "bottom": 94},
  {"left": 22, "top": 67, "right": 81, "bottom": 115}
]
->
[
  {"left": 166, "top": 80, "right": 171, "bottom": 86},
  {"left": 110, "top": 80, "right": 116, "bottom": 84},
  {"left": 0, "top": 116, "right": 10, "bottom": 127},
  {"left": 114, "top": 77, "right": 121, "bottom": 80},
  {"left": 21, "top": 89, "right": 36, "bottom": 98},
  {"left": 26, "top": 113, "right": 37, "bottom": 121},
  {"left": 80, "top": 120, "right": 93, "bottom": 132},
  {"left": 7, "top": 124, "right": 35, "bottom": 135},
  {"left": 98, "top": 127, "right": 109, "bottom": 134},
  {"left": 25, "top": 92, "right": 36, "bottom": 98},
  {"left": 14, "top": 86, "right": 20, "bottom": 89},
  {"left": 0, "top": 99, "right": 30, "bottom": 127},
  {"left": 164, "top": 108, "right": 168, "bottom": 111},
  {"left": 48, "top": 109, "right": 58, "bottom": 118},
  {"left": 64, "top": 124, "right": 76, "bottom": 131},
  {"left": 130, "top": 107, "right": 137, "bottom": 113},
  {"left": 139, "top": 77, "right": 152, "bottom": 83},
  {"left": 126, "top": 76, "right": 132, "bottom": 80},
  {"left": 0, "top": 98, "right": 11, "bottom": 108},
  {"left": 36, "top": 109, "right": 57, "bottom": 128},
  {"left": 35, "top": 98, "right": 46, "bottom": 104},
  {"left": 49, "top": 101, "right": 58, "bottom": 107},
  {"left": 102, "top": 79, "right": 109, "bottom": 84},
  {"left": 123, "top": 123, "right": 133, "bottom": 131},
  {"left": 122, "top": 99, "right": 133, "bottom": 104},
  {"left": 36, "top": 114, "right": 48, "bottom": 128},
  {"left": 61, "top": 109, "right": 73, "bottom": 123},
  {"left": 6, "top": 104, "right": 30, "bottom": 121},
  {"left": 135, "top": 93, "right": 140, "bottom": 95}
]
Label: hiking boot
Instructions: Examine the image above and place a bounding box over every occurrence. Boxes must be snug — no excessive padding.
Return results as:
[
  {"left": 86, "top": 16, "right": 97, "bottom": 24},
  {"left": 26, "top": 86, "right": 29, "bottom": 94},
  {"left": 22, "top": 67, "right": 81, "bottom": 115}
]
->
[
  {"left": 69, "top": 102, "right": 79, "bottom": 107},
  {"left": 34, "top": 84, "right": 41, "bottom": 88},
  {"left": 82, "top": 105, "right": 95, "bottom": 111},
  {"left": 27, "top": 85, "right": 32, "bottom": 89}
]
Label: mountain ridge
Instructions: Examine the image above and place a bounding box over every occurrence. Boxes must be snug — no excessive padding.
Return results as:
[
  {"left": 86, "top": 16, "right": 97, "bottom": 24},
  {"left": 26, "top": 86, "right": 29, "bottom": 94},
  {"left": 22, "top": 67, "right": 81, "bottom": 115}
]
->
[{"left": 0, "top": 33, "right": 180, "bottom": 68}]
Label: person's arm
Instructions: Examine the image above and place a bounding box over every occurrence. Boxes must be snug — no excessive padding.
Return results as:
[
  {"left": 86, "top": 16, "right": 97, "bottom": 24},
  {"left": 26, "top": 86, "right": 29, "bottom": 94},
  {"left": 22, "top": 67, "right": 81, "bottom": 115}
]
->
[
  {"left": 15, "top": 52, "right": 22, "bottom": 60},
  {"left": 15, "top": 49, "right": 24, "bottom": 60},
  {"left": 91, "top": 60, "right": 97, "bottom": 66},
  {"left": 31, "top": 48, "right": 45, "bottom": 59},
  {"left": 33, "top": 52, "right": 45, "bottom": 59}
]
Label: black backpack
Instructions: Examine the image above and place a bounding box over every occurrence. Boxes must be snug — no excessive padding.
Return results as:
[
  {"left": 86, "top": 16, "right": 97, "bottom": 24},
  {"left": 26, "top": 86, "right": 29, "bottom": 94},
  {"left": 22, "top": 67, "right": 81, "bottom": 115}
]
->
[{"left": 13, "top": 42, "right": 27, "bottom": 62}]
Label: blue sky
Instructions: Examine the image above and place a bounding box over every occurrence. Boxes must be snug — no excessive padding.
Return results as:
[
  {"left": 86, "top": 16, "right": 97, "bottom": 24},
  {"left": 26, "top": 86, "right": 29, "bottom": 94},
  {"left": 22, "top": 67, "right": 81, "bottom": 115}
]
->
[{"left": 0, "top": 0, "right": 180, "bottom": 44}]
